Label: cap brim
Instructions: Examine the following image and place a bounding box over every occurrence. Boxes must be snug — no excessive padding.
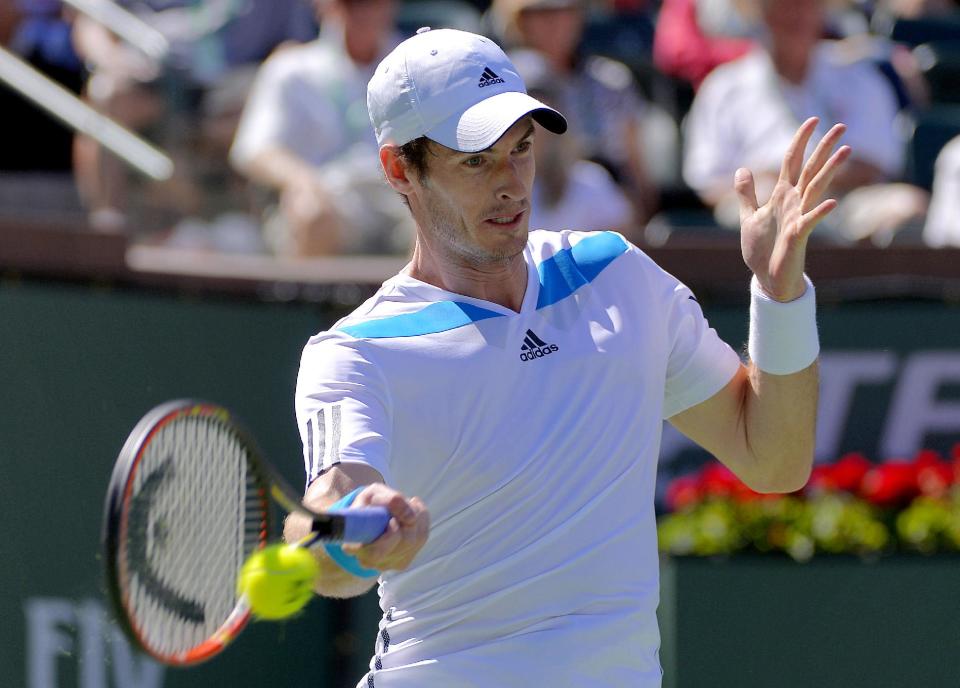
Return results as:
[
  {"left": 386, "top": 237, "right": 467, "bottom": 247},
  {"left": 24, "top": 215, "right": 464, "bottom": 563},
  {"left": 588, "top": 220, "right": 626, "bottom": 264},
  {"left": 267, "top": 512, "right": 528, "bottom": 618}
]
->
[{"left": 424, "top": 91, "right": 567, "bottom": 153}]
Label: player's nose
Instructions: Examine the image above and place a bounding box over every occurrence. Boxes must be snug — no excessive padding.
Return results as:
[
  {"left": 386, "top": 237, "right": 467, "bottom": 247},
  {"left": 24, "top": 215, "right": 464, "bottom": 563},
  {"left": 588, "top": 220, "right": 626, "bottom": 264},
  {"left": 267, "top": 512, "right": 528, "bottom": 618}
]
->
[{"left": 495, "top": 158, "right": 528, "bottom": 202}]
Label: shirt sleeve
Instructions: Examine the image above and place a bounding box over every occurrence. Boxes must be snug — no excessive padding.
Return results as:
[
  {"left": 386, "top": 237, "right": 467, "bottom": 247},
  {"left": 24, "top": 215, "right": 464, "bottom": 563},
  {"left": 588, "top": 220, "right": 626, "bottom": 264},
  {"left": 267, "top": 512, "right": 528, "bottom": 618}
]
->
[
  {"left": 295, "top": 334, "right": 393, "bottom": 489},
  {"left": 661, "top": 279, "right": 742, "bottom": 419}
]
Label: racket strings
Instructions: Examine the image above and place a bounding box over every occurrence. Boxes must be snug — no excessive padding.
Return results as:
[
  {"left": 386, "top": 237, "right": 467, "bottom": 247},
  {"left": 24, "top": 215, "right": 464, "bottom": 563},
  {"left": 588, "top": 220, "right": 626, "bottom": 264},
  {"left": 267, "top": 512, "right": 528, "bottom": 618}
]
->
[{"left": 122, "top": 413, "right": 265, "bottom": 658}]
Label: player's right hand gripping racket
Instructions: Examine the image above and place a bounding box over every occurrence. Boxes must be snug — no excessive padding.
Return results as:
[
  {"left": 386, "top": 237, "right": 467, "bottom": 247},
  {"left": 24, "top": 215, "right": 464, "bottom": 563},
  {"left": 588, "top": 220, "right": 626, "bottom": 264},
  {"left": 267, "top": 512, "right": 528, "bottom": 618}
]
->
[{"left": 102, "top": 400, "right": 390, "bottom": 666}]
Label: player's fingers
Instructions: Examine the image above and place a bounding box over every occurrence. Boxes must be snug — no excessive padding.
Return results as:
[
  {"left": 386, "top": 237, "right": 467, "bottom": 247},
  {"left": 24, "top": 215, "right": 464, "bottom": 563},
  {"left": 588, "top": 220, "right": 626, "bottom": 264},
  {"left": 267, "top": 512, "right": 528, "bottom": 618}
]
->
[
  {"left": 349, "top": 483, "right": 379, "bottom": 507},
  {"left": 343, "top": 518, "right": 400, "bottom": 561},
  {"left": 780, "top": 117, "right": 819, "bottom": 185},
  {"left": 389, "top": 498, "right": 428, "bottom": 541},
  {"left": 365, "top": 490, "right": 416, "bottom": 525},
  {"left": 393, "top": 495, "right": 418, "bottom": 525},
  {"left": 800, "top": 198, "right": 839, "bottom": 238},
  {"left": 361, "top": 527, "right": 420, "bottom": 571},
  {"left": 341, "top": 492, "right": 428, "bottom": 569},
  {"left": 408, "top": 497, "right": 431, "bottom": 542},
  {"left": 352, "top": 482, "right": 394, "bottom": 504},
  {"left": 359, "top": 500, "right": 429, "bottom": 569},
  {"left": 353, "top": 484, "right": 415, "bottom": 521},
  {"left": 409, "top": 496, "right": 428, "bottom": 519},
  {"left": 801, "top": 145, "right": 851, "bottom": 214},
  {"left": 734, "top": 168, "right": 759, "bottom": 225},
  {"left": 797, "top": 123, "right": 846, "bottom": 192}
]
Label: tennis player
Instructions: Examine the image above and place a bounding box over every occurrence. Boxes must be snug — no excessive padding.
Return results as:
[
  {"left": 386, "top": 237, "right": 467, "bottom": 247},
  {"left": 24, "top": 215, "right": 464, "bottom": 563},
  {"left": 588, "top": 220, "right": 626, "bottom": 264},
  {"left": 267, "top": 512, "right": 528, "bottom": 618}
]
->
[{"left": 285, "top": 27, "right": 845, "bottom": 687}]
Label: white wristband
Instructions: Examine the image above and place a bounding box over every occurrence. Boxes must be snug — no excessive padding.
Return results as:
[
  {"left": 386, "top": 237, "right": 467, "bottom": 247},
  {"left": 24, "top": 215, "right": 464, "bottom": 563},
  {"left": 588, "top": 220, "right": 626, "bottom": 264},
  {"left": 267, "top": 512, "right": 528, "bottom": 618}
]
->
[{"left": 748, "top": 275, "right": 819, "bottom": 375}]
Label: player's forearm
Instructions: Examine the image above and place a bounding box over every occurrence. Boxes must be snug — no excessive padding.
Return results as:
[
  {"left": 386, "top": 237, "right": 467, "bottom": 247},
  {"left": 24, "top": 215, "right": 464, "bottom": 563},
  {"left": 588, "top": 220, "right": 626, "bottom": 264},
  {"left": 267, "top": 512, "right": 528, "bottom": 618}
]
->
[
  {"left": 739, "top": 361, "right": 818, "bottom": 493},
  {"left": 732, "top": 271, "right": 819, "bottom": 492},
  {"left": 669, "top": 282, "right": 819, "bottom": 493},
  {"left": 283, "top": 465, "right": 384, "bottom": 598},
  {"left": 283, "top": 511, "right": 378, "bottom": 599}
]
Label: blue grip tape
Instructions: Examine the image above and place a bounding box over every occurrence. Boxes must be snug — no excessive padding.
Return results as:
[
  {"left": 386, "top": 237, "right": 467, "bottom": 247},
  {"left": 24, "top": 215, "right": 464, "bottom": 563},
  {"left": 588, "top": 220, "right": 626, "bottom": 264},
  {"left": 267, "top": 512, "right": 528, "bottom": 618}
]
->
[
  {"left": 327, "top": 506, "right": 391, "bottom": 544},
  {"left": 324, "top": 487, "right": 380, "bottom": 579}
]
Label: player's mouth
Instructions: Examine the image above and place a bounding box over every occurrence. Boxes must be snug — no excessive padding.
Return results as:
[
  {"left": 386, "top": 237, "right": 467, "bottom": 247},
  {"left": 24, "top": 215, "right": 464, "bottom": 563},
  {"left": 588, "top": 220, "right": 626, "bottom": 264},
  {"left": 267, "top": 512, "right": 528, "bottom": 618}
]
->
[{"left": 483, "top": 210, "right": 525, "bottom": 229}]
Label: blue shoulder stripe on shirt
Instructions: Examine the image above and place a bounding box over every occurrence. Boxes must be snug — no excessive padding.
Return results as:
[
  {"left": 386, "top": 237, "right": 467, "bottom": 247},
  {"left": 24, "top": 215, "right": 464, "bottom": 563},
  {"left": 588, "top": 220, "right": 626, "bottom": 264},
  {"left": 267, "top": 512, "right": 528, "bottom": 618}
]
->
[
  {"left": 338, "top": 300, "right": 504, "bottom": 339},
  {"left": 536, "top": 231, "right": 629, "bottom": 310}
]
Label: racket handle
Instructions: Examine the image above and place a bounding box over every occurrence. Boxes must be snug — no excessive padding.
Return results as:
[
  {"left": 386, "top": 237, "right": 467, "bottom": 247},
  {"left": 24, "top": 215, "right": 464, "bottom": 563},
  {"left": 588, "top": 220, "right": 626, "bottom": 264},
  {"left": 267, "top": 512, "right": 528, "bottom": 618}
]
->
[{"left": 327, "top": 506, "right": 391, "bottom": 544}]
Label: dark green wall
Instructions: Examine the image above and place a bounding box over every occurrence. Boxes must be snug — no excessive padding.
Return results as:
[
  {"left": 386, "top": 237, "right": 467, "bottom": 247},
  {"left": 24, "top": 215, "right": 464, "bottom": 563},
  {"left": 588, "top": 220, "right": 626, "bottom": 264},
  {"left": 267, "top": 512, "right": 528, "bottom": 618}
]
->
[
  {"left": 660, "top": 556, "right": 960, "bottom": 688},
  {"left": 4, "top": 280, "right": 960, "bottom": 687},
  {"left": 0, "top": 281, "right": 376, "bottom": 688}
]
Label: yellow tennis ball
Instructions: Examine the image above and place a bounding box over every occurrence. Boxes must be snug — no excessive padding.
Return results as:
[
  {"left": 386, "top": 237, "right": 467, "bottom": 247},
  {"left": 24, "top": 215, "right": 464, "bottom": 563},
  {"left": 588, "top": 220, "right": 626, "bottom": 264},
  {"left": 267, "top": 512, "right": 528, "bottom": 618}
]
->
[{"left": 237, "top": 544, "right": 319, "bottom": 620}]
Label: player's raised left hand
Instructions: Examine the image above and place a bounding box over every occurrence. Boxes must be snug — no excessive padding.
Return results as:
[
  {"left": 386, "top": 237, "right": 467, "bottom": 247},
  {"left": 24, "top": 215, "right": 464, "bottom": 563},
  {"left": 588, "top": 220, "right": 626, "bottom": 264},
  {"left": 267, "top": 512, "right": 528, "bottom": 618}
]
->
[{"left": 736, "top": 117, "right": 851, "bottom": 302}]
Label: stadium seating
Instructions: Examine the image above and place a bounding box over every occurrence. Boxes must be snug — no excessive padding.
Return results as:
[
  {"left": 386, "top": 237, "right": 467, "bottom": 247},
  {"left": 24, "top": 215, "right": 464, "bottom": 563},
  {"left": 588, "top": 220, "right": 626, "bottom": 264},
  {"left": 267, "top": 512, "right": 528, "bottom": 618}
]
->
[
  {"left": 396, "top": 0, "right": 483, "bottom": 37},
  {"left": 885, "top": 13, "right": 960, "bottom": 47},
  {"left": 904, "top": 104, "right": 960, "bottom": 190},
  {"left": 914, "top": 41, "right": 960, "bottom": 104}
]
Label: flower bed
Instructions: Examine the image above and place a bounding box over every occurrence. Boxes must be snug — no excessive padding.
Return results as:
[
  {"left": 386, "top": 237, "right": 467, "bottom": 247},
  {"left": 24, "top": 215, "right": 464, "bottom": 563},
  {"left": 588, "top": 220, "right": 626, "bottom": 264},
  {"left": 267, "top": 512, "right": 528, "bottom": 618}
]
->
[{"left": 657, "top": 447, "right": 960, "bottom": 561}]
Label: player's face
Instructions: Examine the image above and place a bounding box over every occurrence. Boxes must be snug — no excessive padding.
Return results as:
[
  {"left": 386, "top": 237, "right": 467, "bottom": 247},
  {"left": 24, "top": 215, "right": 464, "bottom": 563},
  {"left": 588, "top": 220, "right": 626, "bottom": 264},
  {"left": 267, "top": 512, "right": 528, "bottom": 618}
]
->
[{"left": 408, "top": 117, "right": 536, "bottom": 267}]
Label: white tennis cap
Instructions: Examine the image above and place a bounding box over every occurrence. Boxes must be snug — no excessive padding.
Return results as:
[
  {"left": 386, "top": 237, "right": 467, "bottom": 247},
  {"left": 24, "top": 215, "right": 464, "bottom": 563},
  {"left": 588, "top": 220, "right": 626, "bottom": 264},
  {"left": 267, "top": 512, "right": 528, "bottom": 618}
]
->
[{"left": 367, "top": 27, "right": 567, "bottom": 152}]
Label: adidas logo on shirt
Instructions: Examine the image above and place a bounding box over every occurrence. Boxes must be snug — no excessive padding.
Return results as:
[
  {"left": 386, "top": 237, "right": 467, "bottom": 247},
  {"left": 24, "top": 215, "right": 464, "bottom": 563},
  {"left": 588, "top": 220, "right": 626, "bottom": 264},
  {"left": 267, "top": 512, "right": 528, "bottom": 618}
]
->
[
  {"left": 519, "top": 329, "right": 559, "bottom": 362},
  {"left": 478, "top": 66, "right": 505, "bottom": 88}
]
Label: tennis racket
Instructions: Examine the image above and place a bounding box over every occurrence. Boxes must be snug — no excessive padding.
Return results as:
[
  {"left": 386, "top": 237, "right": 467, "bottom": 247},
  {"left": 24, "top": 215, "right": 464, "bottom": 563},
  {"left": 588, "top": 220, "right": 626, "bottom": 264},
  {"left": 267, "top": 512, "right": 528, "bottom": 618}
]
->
[{"left": 102, "top": 399, "right": 390, "bottom": 666}]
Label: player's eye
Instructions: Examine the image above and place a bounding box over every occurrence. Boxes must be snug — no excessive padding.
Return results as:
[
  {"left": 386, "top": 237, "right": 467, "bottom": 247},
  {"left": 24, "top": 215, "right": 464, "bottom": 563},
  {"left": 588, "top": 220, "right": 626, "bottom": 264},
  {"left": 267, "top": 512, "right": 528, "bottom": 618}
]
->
[
  {"left": 463, "top": 155, "right": 484, "bottom": 168},
  {"left": 515, "top": 140, "right": 533, "bottom": 154}
]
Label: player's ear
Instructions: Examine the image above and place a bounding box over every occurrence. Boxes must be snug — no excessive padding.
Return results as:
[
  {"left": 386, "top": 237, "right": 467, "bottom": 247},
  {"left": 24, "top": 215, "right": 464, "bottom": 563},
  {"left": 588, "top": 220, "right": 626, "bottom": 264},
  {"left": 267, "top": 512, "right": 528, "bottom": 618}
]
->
[{"left": 380, "top": 145, "right": 414, "bottom": 194}]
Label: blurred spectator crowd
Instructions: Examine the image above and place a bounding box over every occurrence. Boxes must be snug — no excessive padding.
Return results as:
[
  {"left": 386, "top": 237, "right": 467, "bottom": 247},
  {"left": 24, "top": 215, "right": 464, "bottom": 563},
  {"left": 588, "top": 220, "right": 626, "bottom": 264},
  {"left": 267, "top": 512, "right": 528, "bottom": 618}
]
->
[{"left": 1, "top": 0, "right": 959, "bottom": 257}]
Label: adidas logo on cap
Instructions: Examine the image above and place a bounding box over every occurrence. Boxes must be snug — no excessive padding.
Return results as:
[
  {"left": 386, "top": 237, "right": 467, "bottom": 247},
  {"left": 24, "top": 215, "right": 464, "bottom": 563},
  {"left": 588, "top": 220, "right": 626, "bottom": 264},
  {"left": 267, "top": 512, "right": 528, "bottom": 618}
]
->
[
  {"left": 519, "top": 329, "right": 559, "bottom": 362},
  {"left": 478, "top": 66, "right": 505, "bottom": 88}
]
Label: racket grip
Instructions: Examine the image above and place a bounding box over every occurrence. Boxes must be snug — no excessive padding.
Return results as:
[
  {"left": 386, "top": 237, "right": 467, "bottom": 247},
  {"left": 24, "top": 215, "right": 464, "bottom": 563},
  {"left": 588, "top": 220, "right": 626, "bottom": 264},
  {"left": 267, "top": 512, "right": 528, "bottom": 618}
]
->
[{"left": 328, "top": 507, "right": 391, "bottom": 544}]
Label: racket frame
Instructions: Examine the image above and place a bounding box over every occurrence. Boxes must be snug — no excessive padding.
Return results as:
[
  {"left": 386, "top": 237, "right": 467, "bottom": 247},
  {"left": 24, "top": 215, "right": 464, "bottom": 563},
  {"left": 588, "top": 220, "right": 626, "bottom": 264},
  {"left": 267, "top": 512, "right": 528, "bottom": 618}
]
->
[{"left": 102, "top": 399, "right": 365, "bottom": 666}]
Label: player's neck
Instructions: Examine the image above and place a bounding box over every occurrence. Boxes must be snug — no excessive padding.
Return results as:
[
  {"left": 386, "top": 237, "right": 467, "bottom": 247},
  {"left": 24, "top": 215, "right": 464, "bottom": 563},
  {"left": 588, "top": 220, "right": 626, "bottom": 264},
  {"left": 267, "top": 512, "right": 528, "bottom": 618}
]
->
[{"left": 406, "top": 242, "right": 528, "bottom": 312}]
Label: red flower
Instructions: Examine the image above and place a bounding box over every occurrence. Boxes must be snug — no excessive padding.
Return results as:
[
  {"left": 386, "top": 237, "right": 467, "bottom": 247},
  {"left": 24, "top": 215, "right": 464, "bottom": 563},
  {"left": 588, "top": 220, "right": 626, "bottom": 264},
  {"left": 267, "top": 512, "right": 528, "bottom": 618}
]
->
[
  {"left": 913, "top": 449, "right": 953, "bottom": 497},
  {"left": 950, "top": 443, "right": 960, "bottom": 484},
  {"left": 808, "top": 453, "right": 871, "bottom": 493},
  {"left": 913, "top": 449, "right": 944, "bottom": 468},
  {"left": 699, "top": 462, "right": 740, "bottom": 498},
  {"left": 807, "top": 464, "right": 835, "bottom": 491},
  {"left": 665, "top": 474, "right": 702, "bottom": 511},
  {"left": 860, "top": 461, "right": 917, "bottom": 506},
  {"left": 730, "top": 483, "right": 775, "bottom": 502},
  {"left": 831, "top": 453, "right": 873, "bottom": 492}
]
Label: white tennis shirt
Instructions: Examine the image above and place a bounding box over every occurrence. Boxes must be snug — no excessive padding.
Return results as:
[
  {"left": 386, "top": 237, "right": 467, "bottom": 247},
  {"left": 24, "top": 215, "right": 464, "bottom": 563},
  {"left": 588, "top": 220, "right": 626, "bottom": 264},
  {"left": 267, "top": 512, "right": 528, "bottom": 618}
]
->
[{"left": 295, "top": 230, "right": 741, "bottom": 687}]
